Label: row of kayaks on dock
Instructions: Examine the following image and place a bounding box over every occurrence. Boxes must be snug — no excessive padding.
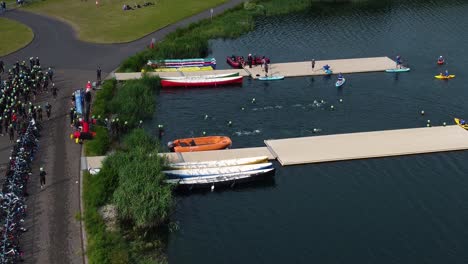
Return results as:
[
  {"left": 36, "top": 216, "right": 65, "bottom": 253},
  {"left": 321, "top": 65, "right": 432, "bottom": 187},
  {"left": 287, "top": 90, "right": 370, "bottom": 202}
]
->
[
  {"left": 147, "top": 58, "right": 216, "bottom": 69},
  {"left": 163, "top": 156, "right": 275, "bottom": 189}
]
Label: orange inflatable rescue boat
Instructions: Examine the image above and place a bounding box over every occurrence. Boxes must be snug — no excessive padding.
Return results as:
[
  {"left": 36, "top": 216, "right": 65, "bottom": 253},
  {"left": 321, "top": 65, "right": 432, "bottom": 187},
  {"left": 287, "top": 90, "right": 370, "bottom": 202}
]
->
[{"left": 168, "top": 136, "right": 232, "bottom": 152}]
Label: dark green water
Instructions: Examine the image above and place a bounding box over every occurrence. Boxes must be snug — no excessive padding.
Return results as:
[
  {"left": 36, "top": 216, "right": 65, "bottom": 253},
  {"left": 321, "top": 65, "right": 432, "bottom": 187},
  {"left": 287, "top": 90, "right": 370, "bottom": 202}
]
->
[{"left": 159, "top": 1, "right": 468, "bottom": 263}]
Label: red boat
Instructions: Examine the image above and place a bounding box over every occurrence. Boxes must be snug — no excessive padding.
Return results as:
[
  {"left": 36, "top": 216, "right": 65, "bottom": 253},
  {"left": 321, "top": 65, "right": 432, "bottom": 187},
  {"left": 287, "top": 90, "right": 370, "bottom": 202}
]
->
[
  {"left": 226, "top": 56, "right": 245, "bottom": 68},
  {"left": 226, "top": 55, "right": 270, "bottom": 68},
  {"left": 161, "top": 76, "right": 243, "bottom": 88}
]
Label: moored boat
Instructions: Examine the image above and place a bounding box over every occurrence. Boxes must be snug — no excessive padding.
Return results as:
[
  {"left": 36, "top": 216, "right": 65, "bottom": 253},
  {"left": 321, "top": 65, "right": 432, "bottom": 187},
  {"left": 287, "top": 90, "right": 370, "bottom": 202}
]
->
[
  {"left": 160, "top": 72, "right": 239, "bottom": 80},
  {"left": 161, "top": 76, "right": 243, "bottom": 88},
  {"left": 385, "top": 67, "right": 411, "bottom": 72},
  {"left": 163, "top": 163, "right": 273, "bottom": 178},
  {"left": 226, "top": 56, "right": 245, "bottom": 68},
  {"left": 165, "top": 168, "right": 275, "bottom": 189},
  {"left": 226, "top": 55, "right": 270, "bottom": 68},
  {"left": 168, "top": 136, "right": 232, "bottom": 152},
  {"left": 166, "top": 156, "right": 269, "bottom": 170},
  {"left": 258, "top": 75, "right": 284, "bottom": 81},
  {"left": 454, "top": 118, "right": 468, "bottom": 129}
]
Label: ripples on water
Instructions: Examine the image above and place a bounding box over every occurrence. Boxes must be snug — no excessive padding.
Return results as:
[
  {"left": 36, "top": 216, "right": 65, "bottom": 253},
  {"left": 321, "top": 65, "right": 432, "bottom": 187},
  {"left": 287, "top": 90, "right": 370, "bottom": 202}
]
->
[{"left": 159, "top": 1, "right": 468, "bottom": 263}]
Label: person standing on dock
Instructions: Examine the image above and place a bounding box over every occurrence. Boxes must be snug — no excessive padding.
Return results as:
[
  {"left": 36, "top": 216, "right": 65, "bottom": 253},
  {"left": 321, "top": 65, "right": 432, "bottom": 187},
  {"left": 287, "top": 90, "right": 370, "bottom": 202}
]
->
[
  {"left": 264, "top": 61, "right": 269, "bottom": 77},
  {"left": 247, "top": 54, "right": 253, "bottom": 68},
  {"left": 311, "top": 59, "right": 315, "bottom": 71}
]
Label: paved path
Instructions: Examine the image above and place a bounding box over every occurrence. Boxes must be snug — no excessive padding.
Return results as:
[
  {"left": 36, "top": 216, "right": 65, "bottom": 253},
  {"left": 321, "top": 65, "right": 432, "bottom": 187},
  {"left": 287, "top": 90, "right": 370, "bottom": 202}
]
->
[{"left": 0, "top": 1, "right": 245, "bottom": 263}]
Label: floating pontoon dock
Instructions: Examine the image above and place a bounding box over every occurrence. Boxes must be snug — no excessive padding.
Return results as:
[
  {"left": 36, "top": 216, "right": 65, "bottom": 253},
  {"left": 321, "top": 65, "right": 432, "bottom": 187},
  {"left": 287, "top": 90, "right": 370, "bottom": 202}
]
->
[
  {"left": 83, "top": 125, "right": 468, "bottom": 170},
  {"left": 245, "top": 56, "right": 395, "bottom": 79},
  {"left": 113, "top": 56, "right": 396, "bottom": 81}
]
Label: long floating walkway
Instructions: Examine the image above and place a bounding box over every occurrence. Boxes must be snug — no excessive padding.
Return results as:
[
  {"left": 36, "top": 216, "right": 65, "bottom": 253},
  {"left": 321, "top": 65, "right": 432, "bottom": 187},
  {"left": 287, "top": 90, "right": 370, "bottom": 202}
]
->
[
  {"left": 113, "top": 56, "right": 396, "bottom": 81},
  {"left": 83, "top": 125, "right": 468, "bottom": 169},
  {"left": 265, "top": 125, "right": 468, "bottom": 165},
  {"left": 246, "top": 56, "right": 395, "bottom": 79}
]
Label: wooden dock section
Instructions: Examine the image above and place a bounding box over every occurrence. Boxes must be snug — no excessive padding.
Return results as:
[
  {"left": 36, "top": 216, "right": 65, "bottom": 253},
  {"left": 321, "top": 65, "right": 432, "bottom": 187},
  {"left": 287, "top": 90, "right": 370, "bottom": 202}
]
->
[
  {"left": 114, "top": 69, "right": 249, "bottom": 81},
  {"left": 265, "top": 125, "right": 468, "bottom": 166},
  {"left": 114, "top": 56, "right": 395, "bottom": 81},
  {"left": 83, "top": 147, "right": 274, "bottom": 169},
  {"left": 245, "top": 56, "right": 395, "bottom": 79},
  {"left": 84, "top": 125, "right": 468, "bottom": 169}
]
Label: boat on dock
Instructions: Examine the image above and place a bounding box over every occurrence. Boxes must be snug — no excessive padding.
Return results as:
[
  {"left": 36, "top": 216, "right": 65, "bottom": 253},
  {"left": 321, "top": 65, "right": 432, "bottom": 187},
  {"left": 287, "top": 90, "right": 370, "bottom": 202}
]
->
[
  {"left": 154, "top": 66, "right": 214, "bottom": 72},
  {"left": 168, "top": 136, "right": 232, "bottom": 152},
  {"left": 165, "top": 168, "right": 275, "bottom": 189},
  {"left": 163, "top": 163, "right": 273, "bottom": 178},
  {"left": 147, "top": 58, "right": 216, "bottom": 69},
  {"left": 160, "top": 72, "right": 239, "bottom": 80},
  {"left": 166, "top": 156, "right": 269, "bottom": 170},
  {"left": 161, "top": 76, "right": 243, "bottom": 88}
]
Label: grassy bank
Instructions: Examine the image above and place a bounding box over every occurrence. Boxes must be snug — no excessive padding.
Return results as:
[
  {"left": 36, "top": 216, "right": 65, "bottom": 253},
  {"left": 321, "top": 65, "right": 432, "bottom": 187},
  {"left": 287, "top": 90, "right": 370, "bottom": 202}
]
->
[
  {"left": 118, "top": 0, "right": 319, "bottom": 72},
  {"left": 0, "top": 18, "right": 34, "bottom": 56},
  {"left": 84, "top": 76, "right": 161, "bottom": 156},
  {"left": 24, "top": 0, "right": 227, "bottom": 43},
  {"left": 84, "top": 129, "right": 173, "bottom": 264},
  {"left": 118, "top": 0, "right": 390, "bottom": 72}
]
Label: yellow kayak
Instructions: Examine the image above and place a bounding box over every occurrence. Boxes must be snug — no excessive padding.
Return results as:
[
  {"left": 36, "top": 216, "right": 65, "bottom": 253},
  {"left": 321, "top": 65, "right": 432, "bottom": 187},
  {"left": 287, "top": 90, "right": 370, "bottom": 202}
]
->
[
  {"left": 154, "top": 66, "right": 213, "bottom": 72},
  {"left": 454, "top": 118, "right": 468, "bottom": 129},
  {"left": 434, "top": 74, "right": 455, "bottom": 79}
]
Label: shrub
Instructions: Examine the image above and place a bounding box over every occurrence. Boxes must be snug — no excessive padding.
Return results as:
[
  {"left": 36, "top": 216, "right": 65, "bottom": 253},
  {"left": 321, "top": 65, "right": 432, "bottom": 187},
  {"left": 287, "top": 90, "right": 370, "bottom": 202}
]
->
[
  {"left": 93, "top": 79, "right": 117, "bottom": 118},
  {"left": 83, "top": 171, "right": 130, "bottom": 264},
  {"left": 85, "top": 126, "right": 110, "bottom": 156},
  {"left": 108, "top": 76, "right": 160, "bottom": 128},
  {"left": 112, "top": 129, "right": 173, "bottom": 228}
]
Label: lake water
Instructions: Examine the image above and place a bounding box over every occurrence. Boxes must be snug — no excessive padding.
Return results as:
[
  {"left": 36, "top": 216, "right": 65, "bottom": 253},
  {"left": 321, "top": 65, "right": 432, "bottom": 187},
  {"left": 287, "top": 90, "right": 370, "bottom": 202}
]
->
[{"left": 157, "top": 1, "right": 468, "bottom": 263}]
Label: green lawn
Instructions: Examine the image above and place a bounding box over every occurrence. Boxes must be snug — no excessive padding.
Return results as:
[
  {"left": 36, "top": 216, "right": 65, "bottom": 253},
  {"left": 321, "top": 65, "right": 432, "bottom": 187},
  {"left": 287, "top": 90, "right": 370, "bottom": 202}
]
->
[
  {"left": 25, "top": 0, "right": 227, "bottom": 43},
  {"left": 0, "top": 18, "right": 34, "bottom": 56}
]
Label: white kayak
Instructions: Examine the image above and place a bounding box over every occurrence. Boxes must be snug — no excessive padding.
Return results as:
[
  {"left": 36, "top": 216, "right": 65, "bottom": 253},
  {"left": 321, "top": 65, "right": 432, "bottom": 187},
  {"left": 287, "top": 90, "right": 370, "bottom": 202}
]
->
[
  {"left": 166, "top": 156, "right": 269, "bottom": 170},
  {"left": 165, "top": 168, "right": 275, "bottom": 185},
  {"left": 335, "top": 78, "right": 346, "bottom": 87},
  {"left": 258, "top": 75, "right": 285, "bottom": 81},
  {"left": 163, "top": 162, "right": 273, "bottom": 178},
  {"left": 385, "top": 68, "right": 410, "bottom": 73}
]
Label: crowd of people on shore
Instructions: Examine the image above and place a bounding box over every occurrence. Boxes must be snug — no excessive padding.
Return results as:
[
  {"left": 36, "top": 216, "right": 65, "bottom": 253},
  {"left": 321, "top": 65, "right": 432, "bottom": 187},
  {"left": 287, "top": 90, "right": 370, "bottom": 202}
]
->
[
  {"left": 0, "top": 58, "right": 54, "bottom": 143},
  {"left": 122, "top": 1, "right": 154, "bottom": 11}
]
